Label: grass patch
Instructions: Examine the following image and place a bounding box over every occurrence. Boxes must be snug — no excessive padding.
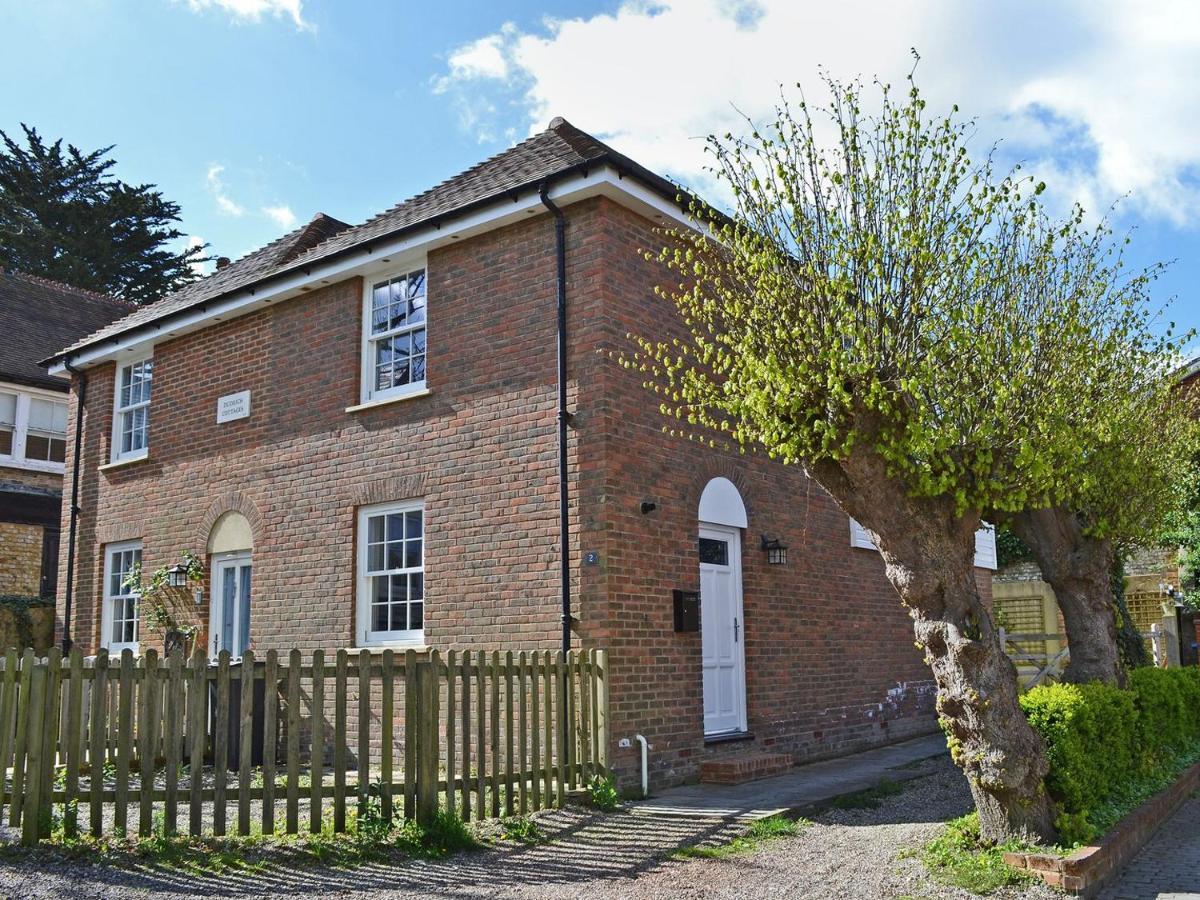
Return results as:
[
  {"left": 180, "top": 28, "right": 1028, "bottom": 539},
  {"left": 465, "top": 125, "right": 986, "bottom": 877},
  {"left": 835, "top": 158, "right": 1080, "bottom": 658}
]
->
[
  {"left": 668, "top": 814, "right": 808, "bottom": 860},
  {"left": 827, "top": 779, "right": 905, "bottom": 810},
  {"left": 906, "top": 813, "right": 1032, "bottom": 895}
]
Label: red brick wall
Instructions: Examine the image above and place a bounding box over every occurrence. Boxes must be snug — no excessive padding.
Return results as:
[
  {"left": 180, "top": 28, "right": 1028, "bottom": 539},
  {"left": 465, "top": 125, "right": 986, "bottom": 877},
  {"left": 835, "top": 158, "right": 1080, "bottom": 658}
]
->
[
  {"left": 579, "top": 198, "right": 961, "bottom": 786},
  {"left": 59, "top": 195, "right": 973, "bottom": 789}
]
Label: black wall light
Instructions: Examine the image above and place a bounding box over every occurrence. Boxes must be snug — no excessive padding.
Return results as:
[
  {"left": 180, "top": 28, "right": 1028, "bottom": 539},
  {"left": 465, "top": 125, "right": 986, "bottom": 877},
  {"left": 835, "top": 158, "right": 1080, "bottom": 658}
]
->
[
  {"left": 761, "top": 534, "right": 788, "bottom": 565},
  {"left": 165, "top": 562, "right": 190, "bottom": 588},
  {"left": 640, "top": 500, "right": 657, "bottom": 515}
]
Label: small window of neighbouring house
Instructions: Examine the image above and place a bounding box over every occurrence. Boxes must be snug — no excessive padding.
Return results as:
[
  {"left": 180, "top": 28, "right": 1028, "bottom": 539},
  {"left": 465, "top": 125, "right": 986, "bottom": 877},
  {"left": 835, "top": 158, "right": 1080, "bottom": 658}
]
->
[
  {"left": 0, "top": 392, "right": 15, "bottom": 456},
  {"left": 113, "top": 358, "right": 152, "bottom": 461},
  {"left": 26, "top": 397, "right": 67, "bottom": 463},
  {"left": 103, "top": 540, "right": 142, "bottom": 654},
  {"left": 357, "top": 500, "right": 424, "bottom": 646},
  {"left": 0, "top": 388, "right": 68, "bottom": 470},
  {"left": 363, "top": 269, "right": 426, "bottom": 403}
]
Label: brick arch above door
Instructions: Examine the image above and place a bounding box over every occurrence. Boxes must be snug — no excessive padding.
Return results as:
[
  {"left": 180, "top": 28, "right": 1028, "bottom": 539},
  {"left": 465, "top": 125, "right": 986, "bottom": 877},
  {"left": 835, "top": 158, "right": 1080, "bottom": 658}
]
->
[
  {"left": 690, "top": 465, "right": 753, "bottom": 527},
  {"left": 198, "top": 492, "right": 265, "bottom": 552}
]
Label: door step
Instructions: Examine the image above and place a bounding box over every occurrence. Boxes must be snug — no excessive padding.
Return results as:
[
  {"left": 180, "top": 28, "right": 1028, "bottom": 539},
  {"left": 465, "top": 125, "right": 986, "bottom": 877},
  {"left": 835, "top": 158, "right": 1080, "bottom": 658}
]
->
[{"left": 700, "top": 751, "right": 793, "bottom": 785}]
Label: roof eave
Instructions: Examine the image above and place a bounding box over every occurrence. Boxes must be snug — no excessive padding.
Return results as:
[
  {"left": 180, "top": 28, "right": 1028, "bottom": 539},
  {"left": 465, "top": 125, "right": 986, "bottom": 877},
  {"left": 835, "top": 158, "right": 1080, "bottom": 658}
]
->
[{"left": 45, "top": 156, "right": 696, "bottom": 370}]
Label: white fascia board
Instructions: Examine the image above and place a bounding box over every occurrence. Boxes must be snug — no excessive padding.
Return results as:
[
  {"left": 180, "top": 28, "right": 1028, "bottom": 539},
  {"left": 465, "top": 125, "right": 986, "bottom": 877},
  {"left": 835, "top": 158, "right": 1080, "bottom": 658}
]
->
[{"left": 49, "top": 167, "right": 698, "bottom": 376}]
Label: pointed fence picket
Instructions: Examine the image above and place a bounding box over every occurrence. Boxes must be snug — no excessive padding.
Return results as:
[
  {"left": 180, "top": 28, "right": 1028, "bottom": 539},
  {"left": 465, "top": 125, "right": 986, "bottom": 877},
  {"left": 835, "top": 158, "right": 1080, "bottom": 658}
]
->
[{"left": 0, "top": 646, "right": 608, "bottom": 846}]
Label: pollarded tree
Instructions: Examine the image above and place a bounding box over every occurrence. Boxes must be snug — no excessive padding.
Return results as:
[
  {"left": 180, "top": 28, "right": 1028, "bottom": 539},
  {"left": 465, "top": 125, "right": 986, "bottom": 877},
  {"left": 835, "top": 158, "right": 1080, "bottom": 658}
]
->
[
  {"left": 1005, "top": 341, "right": 1195, "bottom": 685},
  {"left": 625, "top": 72, "right": 1166, "bottom": 844}
]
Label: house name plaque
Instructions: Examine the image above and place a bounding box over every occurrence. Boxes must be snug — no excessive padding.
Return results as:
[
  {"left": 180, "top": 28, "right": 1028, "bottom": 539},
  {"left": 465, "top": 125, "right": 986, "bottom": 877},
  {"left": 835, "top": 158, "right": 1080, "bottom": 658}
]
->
[{"left": 216, "top": 390, "right": 251, "bottom": 423}]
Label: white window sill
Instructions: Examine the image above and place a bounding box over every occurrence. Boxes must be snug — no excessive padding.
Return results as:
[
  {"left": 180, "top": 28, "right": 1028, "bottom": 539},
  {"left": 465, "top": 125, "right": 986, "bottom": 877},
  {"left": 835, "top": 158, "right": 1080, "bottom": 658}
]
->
[
  {"left": 100, "top": 453, "right": 149, "bottom": 472},
  {"left": 346, "top": 387, "right": 431, "bottom": 414},
  {"left": 102, "top": 646, "right": 140, "bottom": 657},
  {"left": 0, "top": 457, "right": 66, "bottom": 475}
]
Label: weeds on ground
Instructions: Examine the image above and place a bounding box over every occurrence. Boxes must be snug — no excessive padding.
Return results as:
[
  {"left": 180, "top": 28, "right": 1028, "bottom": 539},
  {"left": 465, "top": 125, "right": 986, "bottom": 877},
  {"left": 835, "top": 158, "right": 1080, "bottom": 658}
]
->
[
  {"left": 19, "top": 800, "right": 480, "bottom": 874},
  {"left": 668, "top": 815, "right": 808, "bottom": 860},
  {"left": 499, "top": 815, "right": 546, "bottom": 845},
  {"left": 827, "top": 779, "right": 905, "bottom": 810},
  {"left": 586, "top": 775, "right": 621, "bottom": 811},
  {"left": 903, "top": 812, "right": 1032, "bottom": 895}
]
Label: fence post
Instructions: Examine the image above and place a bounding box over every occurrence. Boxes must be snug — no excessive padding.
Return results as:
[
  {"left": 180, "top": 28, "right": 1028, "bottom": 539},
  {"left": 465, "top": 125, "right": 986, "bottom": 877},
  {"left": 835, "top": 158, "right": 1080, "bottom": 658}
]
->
[
  {"left": 597, "top": 649, "right": 610, "bottom": 775},
  {"left": 1163, "top": 613, "right": 1182, "bottom": 667},
  {"left": 20, "top": 661, "right": 46, "bottom": 846},
  {"left": 416, "top": 655, "right": 438, "bottom": 826},
  {"left": 11, "top": 648, "right": 34, "bottom": 827}
]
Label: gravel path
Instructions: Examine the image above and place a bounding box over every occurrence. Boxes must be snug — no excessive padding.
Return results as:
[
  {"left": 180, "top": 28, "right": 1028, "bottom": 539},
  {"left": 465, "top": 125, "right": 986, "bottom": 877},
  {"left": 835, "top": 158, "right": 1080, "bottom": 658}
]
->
[{"left": 0, "top": 758, "right": 1060, "bottom": 899}]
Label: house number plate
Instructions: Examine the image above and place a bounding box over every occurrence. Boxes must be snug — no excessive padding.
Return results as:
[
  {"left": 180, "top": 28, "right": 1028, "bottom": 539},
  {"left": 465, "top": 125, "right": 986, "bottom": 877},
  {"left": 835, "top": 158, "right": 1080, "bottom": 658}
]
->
[{"left": 216, "top": 390, "right": 251, "bottom": 423}]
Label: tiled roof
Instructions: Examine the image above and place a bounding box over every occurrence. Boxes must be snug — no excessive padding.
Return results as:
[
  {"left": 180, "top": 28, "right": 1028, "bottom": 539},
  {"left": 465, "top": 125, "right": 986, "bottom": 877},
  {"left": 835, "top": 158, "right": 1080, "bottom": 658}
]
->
[
  {"left": 48, "top": 119, "right": 686, "bottom": 364},
  {"left": 0, "top": 271, "right": 133, "bottom": 389}
]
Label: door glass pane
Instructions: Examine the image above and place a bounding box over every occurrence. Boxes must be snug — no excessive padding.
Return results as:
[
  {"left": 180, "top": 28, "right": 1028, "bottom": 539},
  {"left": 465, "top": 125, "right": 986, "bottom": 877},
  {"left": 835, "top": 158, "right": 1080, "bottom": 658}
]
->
[
  {"left": 698, "top": 537, "right": 729, "bottom": 566},
  {"left": 221, "top": 567, "right": 236, "bottom": 654},
  {"left": 238, "top": 565, "right": 252, "bottom": 656}
]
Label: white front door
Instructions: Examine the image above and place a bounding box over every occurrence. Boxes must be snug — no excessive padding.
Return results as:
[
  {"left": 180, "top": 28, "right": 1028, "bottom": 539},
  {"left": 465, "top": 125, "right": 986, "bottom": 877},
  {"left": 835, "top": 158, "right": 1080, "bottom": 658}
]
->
[
  {"left": 699, "top": 524, "right": 747, "bottom": 736},
  {"left": 210, "top": 552, "right": 252, "bottom": 658}
]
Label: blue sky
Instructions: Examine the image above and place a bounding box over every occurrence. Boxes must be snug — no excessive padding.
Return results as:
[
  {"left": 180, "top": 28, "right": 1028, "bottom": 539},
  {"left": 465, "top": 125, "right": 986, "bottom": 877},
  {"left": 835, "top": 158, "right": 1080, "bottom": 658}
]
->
[{"left": 4, "top": 0, "right": 1199, "bottom": 341}]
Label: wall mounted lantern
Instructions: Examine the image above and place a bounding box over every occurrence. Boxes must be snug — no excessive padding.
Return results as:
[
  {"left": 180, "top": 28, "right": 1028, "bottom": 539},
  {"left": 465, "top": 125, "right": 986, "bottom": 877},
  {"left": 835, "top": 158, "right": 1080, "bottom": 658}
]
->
[
  {"left": 166, "top": 563, "right": 190, "bottom": 588},
  {"left": 761, "top": 534, "right": 788, "bottom": 565}
]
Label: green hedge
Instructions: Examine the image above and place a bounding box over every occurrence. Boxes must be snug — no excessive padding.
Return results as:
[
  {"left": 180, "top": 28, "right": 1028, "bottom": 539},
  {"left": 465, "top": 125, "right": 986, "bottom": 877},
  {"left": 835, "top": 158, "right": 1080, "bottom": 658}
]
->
[{"left": 1020, "top": 667, "right": 1200, "bottom": 845}]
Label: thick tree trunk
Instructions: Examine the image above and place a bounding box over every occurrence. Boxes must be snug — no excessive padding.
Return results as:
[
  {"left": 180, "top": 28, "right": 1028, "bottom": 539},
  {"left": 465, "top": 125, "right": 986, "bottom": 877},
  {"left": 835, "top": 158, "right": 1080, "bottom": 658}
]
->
[
  {"left": 812, "top": 457, "right": 1057, "bottom": 845},
  {"left": 1010, "top": 508, "right": 1124, "bottom": 686}
]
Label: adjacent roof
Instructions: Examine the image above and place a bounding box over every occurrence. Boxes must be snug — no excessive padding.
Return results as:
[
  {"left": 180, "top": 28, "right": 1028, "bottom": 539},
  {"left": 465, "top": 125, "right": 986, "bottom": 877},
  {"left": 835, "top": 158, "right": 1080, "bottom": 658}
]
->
[
  {"left": 47, "top": 118, "right": 690, "bottom": 366},
  {"left": 0, "top": 271, "right": 133, "bottom": 390}
]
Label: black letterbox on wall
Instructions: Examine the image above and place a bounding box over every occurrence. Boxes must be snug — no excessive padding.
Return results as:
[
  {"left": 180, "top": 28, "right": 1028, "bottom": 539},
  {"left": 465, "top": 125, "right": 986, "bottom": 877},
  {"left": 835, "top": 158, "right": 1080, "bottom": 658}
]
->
[{"left": 673, "top": 590, "right": 700, "bottom": 632}]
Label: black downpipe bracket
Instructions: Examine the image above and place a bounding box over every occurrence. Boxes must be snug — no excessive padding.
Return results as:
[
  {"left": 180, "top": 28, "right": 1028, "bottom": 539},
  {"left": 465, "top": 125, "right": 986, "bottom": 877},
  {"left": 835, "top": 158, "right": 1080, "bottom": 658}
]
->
[
  {"left": 539, "top": 184, "right": 572, "bottom": 656},
  {"left": 61, "top": 357, "right": 86, "bottom": 653}
]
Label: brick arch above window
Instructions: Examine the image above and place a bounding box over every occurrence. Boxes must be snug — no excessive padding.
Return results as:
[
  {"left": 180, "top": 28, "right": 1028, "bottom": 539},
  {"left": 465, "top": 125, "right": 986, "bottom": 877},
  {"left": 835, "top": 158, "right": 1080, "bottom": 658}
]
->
[
  {"left": 349, "top": 475, "right": 428, "bottom": 508},
  {"left": 198, "top": 492, "right": 265, "bottom": 552}
]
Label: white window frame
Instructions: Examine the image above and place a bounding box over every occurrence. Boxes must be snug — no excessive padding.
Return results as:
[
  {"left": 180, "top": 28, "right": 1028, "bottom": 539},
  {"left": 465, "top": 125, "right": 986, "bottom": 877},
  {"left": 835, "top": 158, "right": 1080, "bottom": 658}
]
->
[
  {"left": 111, "top": 356, "right": 153, "bottom": 463},
  {"left": 0, "top": 383, "right": 68, "bottom": 474},
  {"left": 848, "top": 517, "right": 998, "bottom": 570},
  {"left": 356, "top": 500, "right": 425, "bottom": 648},
  {"left": 101, "top": 540, "right": 142, "bottom": 655},
  {"left": 359, "top": 265, "right": 428, "bottom": 405}
]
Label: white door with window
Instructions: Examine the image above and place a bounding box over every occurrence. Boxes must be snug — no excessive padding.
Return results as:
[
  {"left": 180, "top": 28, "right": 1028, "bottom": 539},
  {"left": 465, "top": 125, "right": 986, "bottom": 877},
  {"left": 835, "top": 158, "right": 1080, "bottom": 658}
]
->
[
  {"left": 210, "top": 552, "right": 252, "bottom": 658},
  {"left": 699, "top": 524, "right": 747, "bottom": 736}
]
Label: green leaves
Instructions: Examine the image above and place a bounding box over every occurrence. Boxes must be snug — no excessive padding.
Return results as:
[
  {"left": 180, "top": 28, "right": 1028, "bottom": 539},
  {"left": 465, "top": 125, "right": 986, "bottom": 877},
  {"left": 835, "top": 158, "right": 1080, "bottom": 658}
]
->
[{"left": 625, "top": 71, "right": 1185, "bottom": 528}]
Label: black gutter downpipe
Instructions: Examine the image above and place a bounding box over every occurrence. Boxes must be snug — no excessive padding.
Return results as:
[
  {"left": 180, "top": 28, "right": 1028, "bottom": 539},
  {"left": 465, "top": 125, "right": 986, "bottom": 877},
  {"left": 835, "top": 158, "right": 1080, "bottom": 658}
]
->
[
  {"left": 539, "top": 183, "right": 572, "bottom": 656},
  {"left": 61, "top": 356, "right": 86, "bottom": 653}
]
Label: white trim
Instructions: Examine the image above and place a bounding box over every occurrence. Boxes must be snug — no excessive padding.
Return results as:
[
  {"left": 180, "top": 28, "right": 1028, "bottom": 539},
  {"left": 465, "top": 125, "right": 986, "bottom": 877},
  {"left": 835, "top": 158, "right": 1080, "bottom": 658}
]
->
[
  {"left": 101, "top": 539, "right": 142, "bottom": 656},
  {"left": 0, "top": 383, "right": 68, "bottom": 474},
  {"left": 356, "top": 499, "right": 425, "bottom": 648},
  {"left": 345, "top": 388, "right": 432, "bottom": 414},
  {"left": 49, "top": 167, "right": 699, "bottom": 376},
  {"left": 699, "top": 522, "right": 748, "bottom": 736},
  {"left": 848, "top": 517, "right": 999, "bottom": 570},
  {"left": 98, "top": 454, "right": 150, "bottom": 473},
  {"left": 110, "top": 355, "right": 153, "bottom": 464},
  {"left": 209, "top": 551, "right": 252, "bottom": 659},
  {"left": 359, "top": 266, "right": 428, "bottom": 405},
  {"left": 698, "top": 477, "right": 748, "bottom": 529}
]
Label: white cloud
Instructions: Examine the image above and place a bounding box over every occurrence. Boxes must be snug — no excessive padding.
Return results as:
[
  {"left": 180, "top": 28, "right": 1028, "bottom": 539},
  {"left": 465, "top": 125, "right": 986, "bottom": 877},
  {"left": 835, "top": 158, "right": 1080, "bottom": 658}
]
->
[
  {"left": 205, "top": 164, "right": 245, "bottom": 217},
  {"left": 186, "top": 235, "right": 208, "bottom": 277},
  {"left": 434, "top": 0, "right": 1200, "bottom": 225},
  {"left": 181, "top": 0, "right": 311, "bottom": 31},
  {"left": 262, "top": 204, "right": 297, "bottom": 230}
]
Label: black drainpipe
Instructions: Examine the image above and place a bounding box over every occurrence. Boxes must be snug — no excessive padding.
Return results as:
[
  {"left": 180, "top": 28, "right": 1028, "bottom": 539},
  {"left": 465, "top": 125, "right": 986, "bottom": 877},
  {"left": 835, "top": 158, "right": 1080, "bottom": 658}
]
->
[
  {"left": 61, "top": 356, "right": 86, "bottom": 653},
  {"left": 539, "top": 183, "right": 572, "bottom": 656}
]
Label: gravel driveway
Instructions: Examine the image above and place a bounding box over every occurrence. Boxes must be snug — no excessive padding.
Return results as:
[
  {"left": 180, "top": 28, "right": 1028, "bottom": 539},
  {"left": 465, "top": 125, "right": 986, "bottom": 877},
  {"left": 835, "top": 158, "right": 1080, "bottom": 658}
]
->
[{"left": 0, "top": 757, "right": 1059, "bottom": 899}]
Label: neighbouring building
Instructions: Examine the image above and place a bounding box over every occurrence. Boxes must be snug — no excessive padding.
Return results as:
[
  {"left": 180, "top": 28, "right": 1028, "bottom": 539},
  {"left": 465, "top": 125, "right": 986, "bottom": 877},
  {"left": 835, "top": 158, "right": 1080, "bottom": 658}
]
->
[
  {"left": 0, "top": 270, "right": 129, "bottom": 602},
  {"left": 44, "top": 120, "right": 997, "bottom": 789}
]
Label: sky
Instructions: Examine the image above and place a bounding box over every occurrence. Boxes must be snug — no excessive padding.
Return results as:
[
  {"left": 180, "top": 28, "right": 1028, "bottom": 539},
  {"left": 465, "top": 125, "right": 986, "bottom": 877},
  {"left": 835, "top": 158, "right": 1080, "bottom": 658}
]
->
[{"left": 3, "top": 0, "right": 1199, "bottom": 342}]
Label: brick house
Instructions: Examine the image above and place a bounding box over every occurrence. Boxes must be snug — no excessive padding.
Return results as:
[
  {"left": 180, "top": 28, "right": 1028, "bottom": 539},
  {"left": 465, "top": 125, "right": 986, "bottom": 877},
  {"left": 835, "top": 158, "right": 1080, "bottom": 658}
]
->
[
  {"left": 45, "top": 120, "right": 996, "bottom": 788},
  {"left": 0, "top": 270, "right": 129, "bottom": 600}
]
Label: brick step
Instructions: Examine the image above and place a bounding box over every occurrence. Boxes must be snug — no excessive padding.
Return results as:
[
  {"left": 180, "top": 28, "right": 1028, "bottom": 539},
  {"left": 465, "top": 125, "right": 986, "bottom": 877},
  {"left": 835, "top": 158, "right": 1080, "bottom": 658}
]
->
[{"left": 700, "top": 752, "right": 793, "bottom": 785}]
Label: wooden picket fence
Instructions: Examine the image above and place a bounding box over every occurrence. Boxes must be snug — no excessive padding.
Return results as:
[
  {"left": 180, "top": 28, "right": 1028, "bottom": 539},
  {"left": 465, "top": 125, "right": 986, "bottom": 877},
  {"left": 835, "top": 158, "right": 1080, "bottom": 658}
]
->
[{"left": 0, "top": 646, "right": 609, "bottom": 846}]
